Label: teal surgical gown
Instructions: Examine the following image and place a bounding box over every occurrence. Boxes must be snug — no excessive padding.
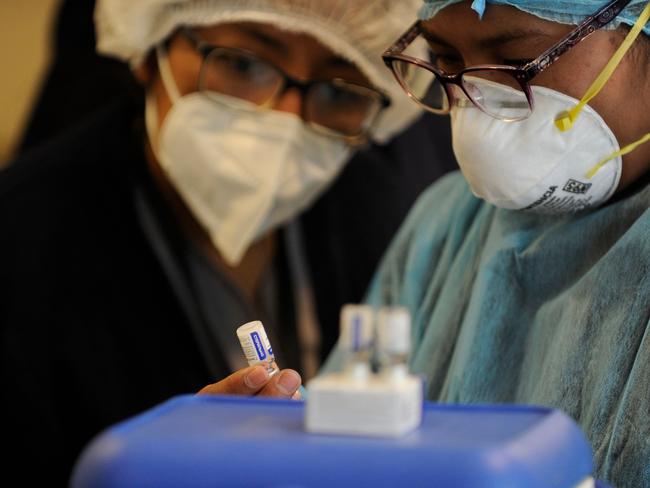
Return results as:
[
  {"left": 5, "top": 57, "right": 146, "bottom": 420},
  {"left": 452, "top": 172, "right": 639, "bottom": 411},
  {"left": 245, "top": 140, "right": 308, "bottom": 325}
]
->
[{"left": 324, "top": 171, "right": 650, "bottom": 487}]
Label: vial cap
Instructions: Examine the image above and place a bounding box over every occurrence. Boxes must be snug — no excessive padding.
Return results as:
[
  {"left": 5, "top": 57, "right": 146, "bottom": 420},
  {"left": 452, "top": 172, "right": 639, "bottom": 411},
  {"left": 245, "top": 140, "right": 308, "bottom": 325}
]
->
[
  {"left": 377, "top": 307, "right": 411, "bottom": 355},
  {"left": 236, "top": 320, "right": 265, "bottom": 337},
  {"left": 339, "top": 304, "right": 374, "bottom": 351}
]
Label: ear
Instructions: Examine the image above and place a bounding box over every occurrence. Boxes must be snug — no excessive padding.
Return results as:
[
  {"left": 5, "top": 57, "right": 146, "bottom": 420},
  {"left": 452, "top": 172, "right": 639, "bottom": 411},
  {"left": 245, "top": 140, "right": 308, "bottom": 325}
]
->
[{"left": 132, "top": 51, "right": 159, "bottom": 88}]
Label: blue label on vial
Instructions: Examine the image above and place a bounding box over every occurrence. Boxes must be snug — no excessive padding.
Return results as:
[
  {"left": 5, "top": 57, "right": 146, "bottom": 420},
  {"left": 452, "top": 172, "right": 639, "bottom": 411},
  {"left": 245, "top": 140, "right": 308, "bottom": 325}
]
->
[
  {"left": 268, "top": 347, "right": 273, "bottom": 356},
  {"left": 251, "top": 332, "right": 267, "bottom": 360}
]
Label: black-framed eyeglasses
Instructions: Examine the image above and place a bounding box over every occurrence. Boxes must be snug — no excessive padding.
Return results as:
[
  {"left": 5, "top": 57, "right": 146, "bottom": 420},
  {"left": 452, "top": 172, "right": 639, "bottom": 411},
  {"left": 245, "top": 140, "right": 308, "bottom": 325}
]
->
[
  {"left": 382, "top": 0, "right": 633, "bottom": 122},
  {"left": 180, "top": 28, "right": 391, "bottom": 141}
]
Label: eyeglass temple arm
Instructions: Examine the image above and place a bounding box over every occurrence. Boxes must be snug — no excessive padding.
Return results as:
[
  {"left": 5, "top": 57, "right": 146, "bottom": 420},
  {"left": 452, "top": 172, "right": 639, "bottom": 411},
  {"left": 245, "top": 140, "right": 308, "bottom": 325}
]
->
[
  {"left": 523, "top": 0, "right": 633, "bottom": 79},
  {"left": 383, "top": 21, "right": 421, "bottom": 63}
]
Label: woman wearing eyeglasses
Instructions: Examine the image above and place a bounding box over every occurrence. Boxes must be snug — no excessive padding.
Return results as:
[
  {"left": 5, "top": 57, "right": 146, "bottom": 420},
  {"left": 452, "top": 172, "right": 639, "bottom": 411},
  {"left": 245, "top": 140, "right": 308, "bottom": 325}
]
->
[
  {"left": 0, "top": 1, "right": 439, "bottom": 485},
  {"left": 322, "top": 1, "right": 649, "bottom": 486}
]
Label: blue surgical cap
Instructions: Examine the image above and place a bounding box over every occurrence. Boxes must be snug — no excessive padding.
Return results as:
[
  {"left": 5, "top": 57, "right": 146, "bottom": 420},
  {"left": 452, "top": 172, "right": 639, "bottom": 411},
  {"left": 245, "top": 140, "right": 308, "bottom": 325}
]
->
[{"left": 419, "top": 0, "right": 650, "bottom": 36}]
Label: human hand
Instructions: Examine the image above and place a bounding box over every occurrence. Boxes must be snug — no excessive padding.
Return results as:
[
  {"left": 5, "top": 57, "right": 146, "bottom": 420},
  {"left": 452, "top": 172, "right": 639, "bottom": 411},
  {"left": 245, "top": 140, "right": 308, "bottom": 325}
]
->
[{"left": 197, "top": 365, "right": 302, "bottom": 399}]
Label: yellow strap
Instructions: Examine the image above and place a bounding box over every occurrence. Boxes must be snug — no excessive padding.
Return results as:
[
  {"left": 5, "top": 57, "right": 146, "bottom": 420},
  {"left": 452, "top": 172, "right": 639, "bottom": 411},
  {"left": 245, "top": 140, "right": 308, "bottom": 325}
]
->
[
  {"left": 586, "top": 132, "right": 650, "bottom": 178},
  {"left": 555, "top": 0, "right": 650, "bottom": 132}
]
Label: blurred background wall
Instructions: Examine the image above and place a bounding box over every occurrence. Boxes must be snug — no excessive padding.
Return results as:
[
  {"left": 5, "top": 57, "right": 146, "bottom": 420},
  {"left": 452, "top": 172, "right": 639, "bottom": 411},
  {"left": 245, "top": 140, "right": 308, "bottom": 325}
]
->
[{"left": 0, "top": 0, "right": 60, "bottom": 167}]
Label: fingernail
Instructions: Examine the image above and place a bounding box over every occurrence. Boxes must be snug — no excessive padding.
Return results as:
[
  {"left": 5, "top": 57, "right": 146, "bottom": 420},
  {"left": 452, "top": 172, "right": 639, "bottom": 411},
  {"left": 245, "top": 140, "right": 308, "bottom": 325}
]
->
[
  {"left": 244, "top": 366, "right": 269, "bottom": 389},
  {"left": 276, "top": 370, "right": 301, "bottom": 395}
]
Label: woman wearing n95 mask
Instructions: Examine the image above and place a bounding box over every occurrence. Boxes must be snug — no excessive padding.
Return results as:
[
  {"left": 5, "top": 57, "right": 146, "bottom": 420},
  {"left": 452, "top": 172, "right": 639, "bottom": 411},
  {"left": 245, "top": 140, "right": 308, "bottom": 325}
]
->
[
  {"left": 0, "top": 1, "right": 432, "bottom": 486},
  {"left": 139, "top": 25, "right": 387, "bottom": 267},
  {"left": 321, "top": 0, "right": 650, "bottom": 486},
  {"left": 118, "top": 2, "right": 423, "bottom": 387}
]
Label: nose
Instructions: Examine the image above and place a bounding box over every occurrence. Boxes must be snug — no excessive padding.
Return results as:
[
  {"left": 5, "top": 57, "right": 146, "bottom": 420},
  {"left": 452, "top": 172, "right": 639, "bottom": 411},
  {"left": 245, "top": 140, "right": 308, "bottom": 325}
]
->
[{"left": 272, "top": 87, "right": 304, "bottom": 118}]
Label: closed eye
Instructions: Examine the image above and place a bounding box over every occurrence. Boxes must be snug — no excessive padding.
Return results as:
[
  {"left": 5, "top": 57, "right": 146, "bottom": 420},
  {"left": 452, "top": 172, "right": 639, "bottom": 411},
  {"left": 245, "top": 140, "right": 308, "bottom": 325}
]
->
[{"left": 432, "top": 54, "right": 465, "bottom": 73}]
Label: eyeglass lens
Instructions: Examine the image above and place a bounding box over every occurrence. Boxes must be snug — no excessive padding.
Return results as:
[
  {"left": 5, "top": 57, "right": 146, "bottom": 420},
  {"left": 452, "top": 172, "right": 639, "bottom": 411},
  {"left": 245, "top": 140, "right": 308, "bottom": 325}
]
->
[
  {"left": 391, "top": 58, "right": 532, "bottom": 121},
  {"left": 461, "top": 72, "right": 531, "bottom": 121},
  {"left": 392, "top": 59, "right": 450, "bottom": 112},
  {"left": 201, "top": 48, "right": 284, "bottom": 105},
  {"left": 306, "top": 82, "right": 382, "bottom": 135},
  {"left": 199, "top": 47, "right": 382, "bottom": 136}
]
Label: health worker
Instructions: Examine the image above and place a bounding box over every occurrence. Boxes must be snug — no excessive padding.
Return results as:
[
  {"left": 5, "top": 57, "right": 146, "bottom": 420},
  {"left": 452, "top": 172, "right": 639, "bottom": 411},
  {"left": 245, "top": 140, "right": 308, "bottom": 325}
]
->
[
  {"left": 322, "top": 1, "right": 650, "bottom": 486},
  {"left": 0, "top": 1, "right": 429, "bottom": 485}
]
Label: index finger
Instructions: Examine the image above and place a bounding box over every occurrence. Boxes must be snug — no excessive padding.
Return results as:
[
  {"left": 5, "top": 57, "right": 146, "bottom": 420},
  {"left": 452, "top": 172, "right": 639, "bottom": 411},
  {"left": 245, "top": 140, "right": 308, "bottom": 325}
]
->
[{"left": 197, "top": 365, "right": 271, "bottom": 396}]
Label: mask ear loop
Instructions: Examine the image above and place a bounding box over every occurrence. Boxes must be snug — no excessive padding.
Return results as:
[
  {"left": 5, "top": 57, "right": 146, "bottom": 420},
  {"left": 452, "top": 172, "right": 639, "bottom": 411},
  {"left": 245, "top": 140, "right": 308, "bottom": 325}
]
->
[
  {"left": 156, "top": 44, "right": 182, "bottom": 103},
  {"left": 144, "top": 44, "right": 182, "bottom": 157},
  {"left": 554, "top": 1, "right": 650, "bottom": 179},
  {"left": 586, "top": 133, "right": 650, "bottom": 178}
]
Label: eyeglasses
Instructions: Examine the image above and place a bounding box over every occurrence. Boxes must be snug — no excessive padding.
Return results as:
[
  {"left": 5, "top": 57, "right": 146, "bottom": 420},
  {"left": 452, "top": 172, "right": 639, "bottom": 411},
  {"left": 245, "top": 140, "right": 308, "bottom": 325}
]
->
[
  {"left": 382, "top": 0, "right": 633, "bottom": 122},
  {"left": 181, "top": 28, "right": 390, "bottom": 141}
]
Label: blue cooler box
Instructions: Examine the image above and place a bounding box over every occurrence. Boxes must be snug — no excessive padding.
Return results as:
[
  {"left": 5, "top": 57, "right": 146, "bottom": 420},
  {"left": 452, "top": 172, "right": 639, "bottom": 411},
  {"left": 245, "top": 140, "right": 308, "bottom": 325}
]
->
[{"left": 72, "top": 395, "right": 604, "bottom": 488}]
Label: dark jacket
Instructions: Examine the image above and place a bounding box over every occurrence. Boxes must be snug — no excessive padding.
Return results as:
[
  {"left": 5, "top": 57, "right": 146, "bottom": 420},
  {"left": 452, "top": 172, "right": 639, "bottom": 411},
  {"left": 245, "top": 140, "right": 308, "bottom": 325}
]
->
[{"left": 1, "top": 93, "right": 456, "bottom": 485}]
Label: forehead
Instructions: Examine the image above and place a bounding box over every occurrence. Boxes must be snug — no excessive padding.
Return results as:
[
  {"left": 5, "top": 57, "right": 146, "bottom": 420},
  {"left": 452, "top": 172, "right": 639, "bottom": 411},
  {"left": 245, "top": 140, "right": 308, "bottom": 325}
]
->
[
  {"left": 420, "top": 3, "right": 571, "bottom": 50},
  {"left": 194, "top": 21, "right": 360, "bottom": 72}
]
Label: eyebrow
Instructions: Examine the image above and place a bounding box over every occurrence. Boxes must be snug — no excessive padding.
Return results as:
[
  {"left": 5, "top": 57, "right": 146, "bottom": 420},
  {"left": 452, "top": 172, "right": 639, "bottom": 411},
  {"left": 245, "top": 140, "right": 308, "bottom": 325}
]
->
[
  {"left": 239, "top": 26, "right": 288, "bottom": 52},
  {"left": 422, "top": 28, "right": 552, "bottom": 50},
  {"left": 240, "top": 27, "right": 355, "bottom": 69},
  {"left": 241, "top": 25, "right": 360, "bottom": 78},
  {"left": 324, "top": 56, "right": 357, "bottom": 70}
]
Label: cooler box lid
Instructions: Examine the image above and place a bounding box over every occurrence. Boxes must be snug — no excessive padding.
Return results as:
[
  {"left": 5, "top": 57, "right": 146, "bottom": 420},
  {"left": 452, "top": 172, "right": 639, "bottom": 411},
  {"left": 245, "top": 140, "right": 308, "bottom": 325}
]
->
[{"left": 72, "top": 395, "right": 594, "bottom": 488}]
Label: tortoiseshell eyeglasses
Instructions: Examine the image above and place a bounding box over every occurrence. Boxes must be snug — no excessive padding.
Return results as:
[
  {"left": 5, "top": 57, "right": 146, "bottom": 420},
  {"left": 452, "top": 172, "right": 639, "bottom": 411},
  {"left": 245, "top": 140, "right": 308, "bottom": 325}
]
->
[{"left": 382, "top": 0, "right": 633, "bottom": 122}]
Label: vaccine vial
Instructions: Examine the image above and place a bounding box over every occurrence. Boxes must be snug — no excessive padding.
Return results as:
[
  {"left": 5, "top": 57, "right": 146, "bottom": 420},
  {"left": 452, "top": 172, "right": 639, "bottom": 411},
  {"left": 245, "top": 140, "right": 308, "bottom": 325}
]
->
[
  {"left": 236, "top": 321, "right": 279, "bottom": 377},
  {"left": 339, "top": 304, "right": 375, "bottom": 380},
  {"left": 376, "top": 307, "right": 411, "bottom": 381}
]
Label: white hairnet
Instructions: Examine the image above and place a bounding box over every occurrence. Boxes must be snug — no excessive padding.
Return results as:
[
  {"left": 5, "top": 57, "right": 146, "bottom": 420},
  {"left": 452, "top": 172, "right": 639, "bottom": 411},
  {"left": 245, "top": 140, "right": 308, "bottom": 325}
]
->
[{"left": 95, "top": 0, "right": 425, "bottom": 142}]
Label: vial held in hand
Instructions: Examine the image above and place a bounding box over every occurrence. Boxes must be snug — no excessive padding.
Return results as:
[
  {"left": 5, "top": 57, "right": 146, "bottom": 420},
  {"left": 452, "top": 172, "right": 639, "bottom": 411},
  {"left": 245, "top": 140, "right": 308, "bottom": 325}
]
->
[{"left": 237, "top": 321, "right": 279, "bottom": 377}]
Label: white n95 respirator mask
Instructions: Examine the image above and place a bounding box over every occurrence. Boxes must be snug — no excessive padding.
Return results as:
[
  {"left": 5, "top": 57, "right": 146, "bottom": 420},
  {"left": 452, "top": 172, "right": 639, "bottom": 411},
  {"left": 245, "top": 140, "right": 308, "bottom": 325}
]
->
[
  {"left": 450, "top": 79, "right": 622, "bottom": 214},
  {"left": 145, "top": 47, "right": 351, "bottom": 266}
]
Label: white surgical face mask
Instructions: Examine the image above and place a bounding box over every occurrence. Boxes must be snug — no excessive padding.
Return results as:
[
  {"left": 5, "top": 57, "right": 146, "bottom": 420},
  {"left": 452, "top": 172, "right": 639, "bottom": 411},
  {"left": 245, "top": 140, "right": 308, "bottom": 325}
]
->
[
  {"left": 146, "top": 46, "right": 351, "bottom": 265},
  {"left": 450, "top": 78, "right": 622, "bottom": 214}
]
